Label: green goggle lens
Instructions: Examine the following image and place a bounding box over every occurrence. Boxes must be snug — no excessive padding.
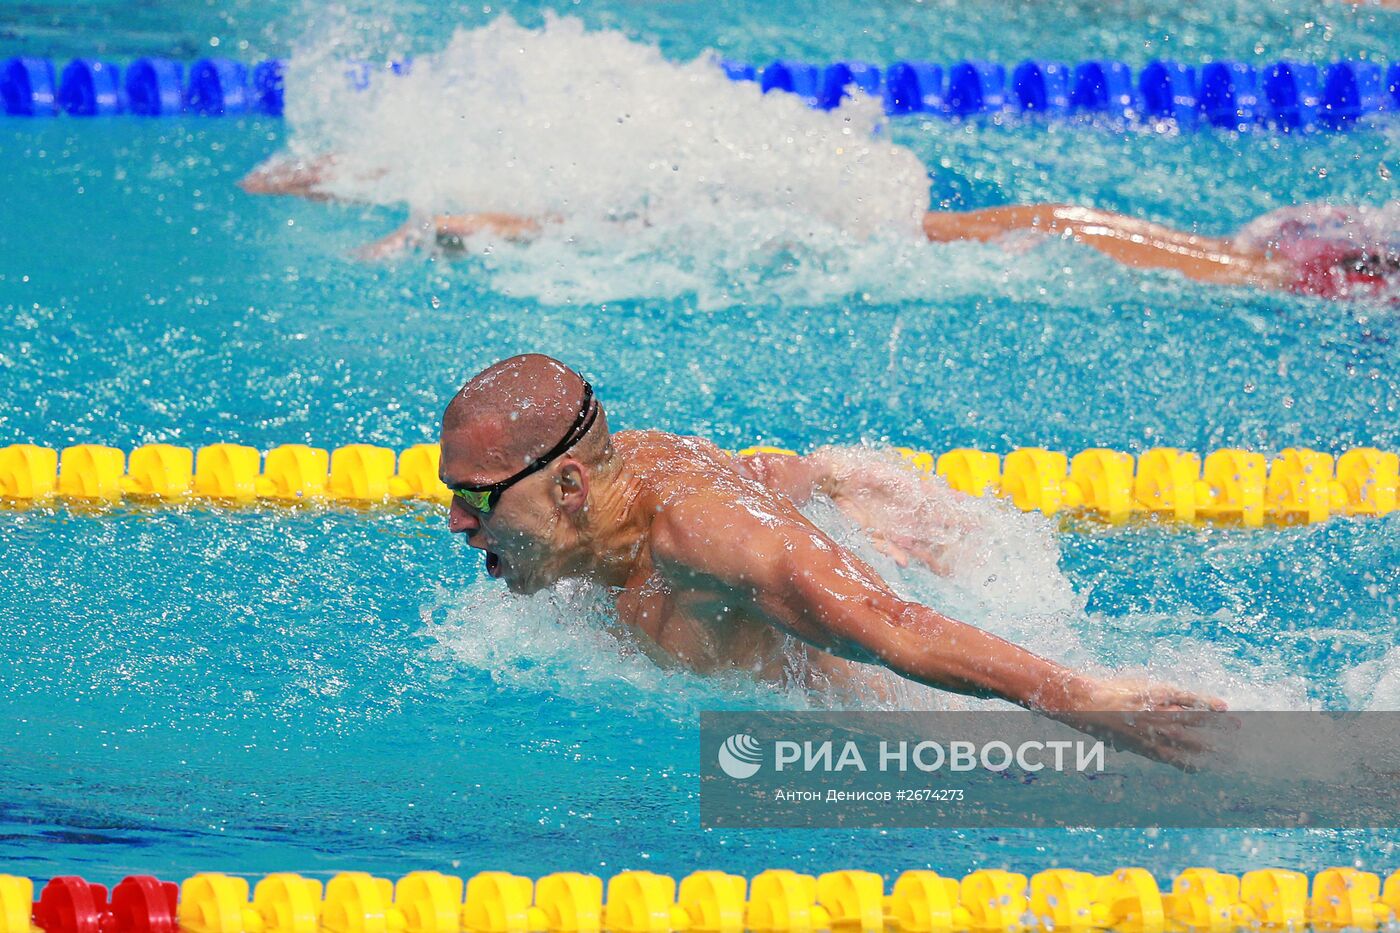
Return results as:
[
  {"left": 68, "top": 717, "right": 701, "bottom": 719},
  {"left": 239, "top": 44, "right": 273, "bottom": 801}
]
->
[{"left": 451, "top": 487, "right": 496, "bottom": 512}]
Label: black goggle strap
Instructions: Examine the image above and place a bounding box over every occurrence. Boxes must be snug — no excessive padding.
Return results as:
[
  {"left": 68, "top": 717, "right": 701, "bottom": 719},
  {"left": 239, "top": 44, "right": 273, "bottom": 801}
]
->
[{"left": 450, "top": 381, "right": 598, "bottom": 512}]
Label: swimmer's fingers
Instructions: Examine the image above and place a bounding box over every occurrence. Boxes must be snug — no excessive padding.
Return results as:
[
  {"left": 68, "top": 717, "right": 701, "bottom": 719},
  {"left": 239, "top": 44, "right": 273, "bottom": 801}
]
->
[
  {"left": 1096, "top": 677, "right": 1227, "bottom": 713},
  {"left": 1145, "top": 684, "right": 1229, "bottom": 712},
  {"left": 907, "top": 544, "right": 954, "bottom": 577},
  {"left": 1152, "top": 721, "right": 1226, "bottom": 772},
  {"left": 1107, "top": 716, "right": 1219, "bottom": 772},
  {"left": 1148, "top": 719, "right": 1215, "bottom": 757},
  {"left": 1114, "top": 729, "right": 1202, "bottom": 772},
  {"left": 237, "top": 161, "right": 292, "bottom": 194},
  {"left": 1150, "top": 744, "right": 1206, "bottom": 774},
  {"left": 872, "top": 531, "right": 948, "bottom": 574},
  {"left": 1072, "top": 715, "right": 1208, "bottom": 772},
  {"left": 1133, "top": 707, "right": 1247, "bottom": 770},
  {"left": 237, "top": 169, "right": 271, "bottom": 194},
  {"left": 1145, "top": 710, "right": 1237, "bottom": 736},
  {"left": 353, "top": 236, "right": 406, "bottom": 262},
  {"left": 883, "top": 536, "right": 953, "bottom": 577}
]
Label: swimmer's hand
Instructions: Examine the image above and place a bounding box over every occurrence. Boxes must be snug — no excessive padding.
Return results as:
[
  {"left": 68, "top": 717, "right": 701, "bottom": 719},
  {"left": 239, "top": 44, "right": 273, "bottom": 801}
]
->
[
  {"left": 239, "top": 155, "right": 339, "bottom": 201},
  {"left": 1054, "top": 676, "right": 1230, "bottom": 771}
]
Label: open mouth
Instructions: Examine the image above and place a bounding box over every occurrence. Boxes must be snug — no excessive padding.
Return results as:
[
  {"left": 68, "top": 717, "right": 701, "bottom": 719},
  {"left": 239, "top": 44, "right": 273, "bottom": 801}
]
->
[{"left": 485, "top": 550, "right": 503, "bottom": 578}]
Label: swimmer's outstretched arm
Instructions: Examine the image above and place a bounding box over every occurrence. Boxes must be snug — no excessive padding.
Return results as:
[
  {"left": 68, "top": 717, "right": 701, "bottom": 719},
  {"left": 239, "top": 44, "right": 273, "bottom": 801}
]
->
[
  {"left": 653, "top": 497, "right": 1226, "bottom": 768},
  {"left": 239, "top": 155, "right": 341, "bottom": 201},
  {"left": 923, "top": 204, "right": 1293, "bottom": 290}
]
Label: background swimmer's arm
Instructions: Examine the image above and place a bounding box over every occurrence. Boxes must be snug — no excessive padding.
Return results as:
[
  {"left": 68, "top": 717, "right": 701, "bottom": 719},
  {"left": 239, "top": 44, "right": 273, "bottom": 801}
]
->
[
  {"left": 435, "top": 213, "right": 543, "bottom": 240},
  {"left": 922, "top": 204, "right": 1291, "bottom": 289},
  {"left": 239, "top": 155, "right": 395, "bottom": 205},
  {"left": 357, "top": 213, "right": 545, "bottom": 260}
]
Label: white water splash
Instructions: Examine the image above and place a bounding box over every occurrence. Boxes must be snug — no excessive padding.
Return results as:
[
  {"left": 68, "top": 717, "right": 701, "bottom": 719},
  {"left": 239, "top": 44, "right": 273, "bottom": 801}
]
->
[
  {"left": 1342, "top": 646, "right": 1400, "bottom": 709},
  {"left": 419, "top": 577, "right": 816, "bottom": 718},
  {"left": 797, "top": 446, "right": 1084, "bottom": 647},
  {"left": 293, "top": 14, "right": 926, "bottom": 230},
  {"left": 278, "top": 14, "right": 953, "bottom": 307},
  {"left": 1111, "top": 635, "right": 1315, "bottom": 710},
  {"left": 1234, "top": 201, "right": 1400, "bottom": 257}
]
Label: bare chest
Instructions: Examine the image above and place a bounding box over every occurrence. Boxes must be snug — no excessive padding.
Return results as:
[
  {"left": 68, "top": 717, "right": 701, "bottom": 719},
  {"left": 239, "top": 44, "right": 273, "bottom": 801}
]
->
[{"left": 612, "top": 566, "right": 784, "bottom": 676}]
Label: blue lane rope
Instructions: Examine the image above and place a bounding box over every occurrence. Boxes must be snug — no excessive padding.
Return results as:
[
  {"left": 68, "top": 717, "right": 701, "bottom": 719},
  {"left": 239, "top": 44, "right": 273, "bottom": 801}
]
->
[
  {"left": 1, "top": 56, "right": 284, "bottom": 117},
  {"left": 2, "top": 54, "right": 1395, "bottom": 131},
  {"left": 740, "top": 57, "right": 1396, "bottom": 130}
]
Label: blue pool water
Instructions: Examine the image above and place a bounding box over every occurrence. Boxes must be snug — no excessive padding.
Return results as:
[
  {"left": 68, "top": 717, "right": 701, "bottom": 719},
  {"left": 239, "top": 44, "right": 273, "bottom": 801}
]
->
[{"left": 2, "top": 0, "right": 1399, "bottom": 887}]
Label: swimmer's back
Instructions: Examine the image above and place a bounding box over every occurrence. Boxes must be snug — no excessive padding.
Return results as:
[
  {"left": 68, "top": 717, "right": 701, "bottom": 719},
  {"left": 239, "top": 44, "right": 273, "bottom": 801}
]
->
[{"left": 612, "top": 429, "right": 813, "bottom": 519}]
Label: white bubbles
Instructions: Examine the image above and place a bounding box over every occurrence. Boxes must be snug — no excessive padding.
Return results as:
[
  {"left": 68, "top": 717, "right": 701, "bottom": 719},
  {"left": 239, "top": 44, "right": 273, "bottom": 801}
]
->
[
  {"left": 798, "top": 445, "right": 1084, "bottom": 651},
  {"left": 287, "top": 14, "right": 926, "bottom": 228},
  {"left": 1233, "top": 201, "right": 1400, "bottom": 258},
  {"left": 1342, "top": 647, "right": 1400, "bottom": 710},
  {"left": 277, "top": 14, "right": 941, "bottom": 307},
  {"left": 1102, "top": 633, "right": 1315, "bottom": 710},
  {"left": 418, "top": 576, "right": 815, "bottom": 717}
]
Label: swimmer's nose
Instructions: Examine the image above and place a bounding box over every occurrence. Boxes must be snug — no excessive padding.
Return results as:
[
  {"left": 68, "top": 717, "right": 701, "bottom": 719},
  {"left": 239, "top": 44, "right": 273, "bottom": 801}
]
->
[{"left": 447, "top": 498, "right": 481, "bottom": 536}]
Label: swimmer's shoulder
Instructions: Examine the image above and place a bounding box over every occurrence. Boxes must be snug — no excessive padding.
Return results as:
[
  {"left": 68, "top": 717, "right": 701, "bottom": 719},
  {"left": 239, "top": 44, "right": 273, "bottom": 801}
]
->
[
  {"left": 644, "top": 486, "right": 765, "bottom": 590},
  {"left": 611, "top": 432, "right": 777, "bottom": 578}
]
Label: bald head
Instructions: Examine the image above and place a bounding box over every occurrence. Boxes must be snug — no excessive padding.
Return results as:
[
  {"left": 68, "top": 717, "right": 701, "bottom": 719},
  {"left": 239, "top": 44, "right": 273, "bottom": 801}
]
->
[{"left": 441, "top": 354, "right": 611, "bottom": 484}]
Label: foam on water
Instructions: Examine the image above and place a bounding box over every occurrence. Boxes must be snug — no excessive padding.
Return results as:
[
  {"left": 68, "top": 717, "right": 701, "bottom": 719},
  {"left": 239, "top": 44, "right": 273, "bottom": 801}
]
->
[
  {"left": 292, "top": 14, "right": 925, "bottom": 231},
  {"left": 278, "top": 14, "right": 962, "bottom": 307},
  {"left": 419, "top": 577, "right": 820, "bottom": 718},
  {"left": 1343, "top": 647, "right": 1400, "bottom": 710}
]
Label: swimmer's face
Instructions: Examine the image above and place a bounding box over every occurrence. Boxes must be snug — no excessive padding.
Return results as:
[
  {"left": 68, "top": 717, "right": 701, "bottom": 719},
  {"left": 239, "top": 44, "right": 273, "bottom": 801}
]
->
[{"left": 441, "top": 436, "right": 589, "bottom": 595}]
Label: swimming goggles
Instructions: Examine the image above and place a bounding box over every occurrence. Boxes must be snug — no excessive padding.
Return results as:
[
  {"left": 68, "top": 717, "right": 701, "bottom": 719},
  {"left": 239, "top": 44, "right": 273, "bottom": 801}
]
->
[{"left": 448, "top": 380, "right": 599, "bottom": 514}]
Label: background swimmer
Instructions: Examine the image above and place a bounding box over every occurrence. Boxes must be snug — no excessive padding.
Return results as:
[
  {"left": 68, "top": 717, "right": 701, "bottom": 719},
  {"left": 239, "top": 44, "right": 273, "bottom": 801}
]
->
[
  {"left": 243, "top": 158, "right": 1398, "bottom": 300},
  {"left": 438, "top": 353, "right": 1228, "bottom": 768},
  {"left": 242, "top": 16, "right": 1397, "bottom": 303}
]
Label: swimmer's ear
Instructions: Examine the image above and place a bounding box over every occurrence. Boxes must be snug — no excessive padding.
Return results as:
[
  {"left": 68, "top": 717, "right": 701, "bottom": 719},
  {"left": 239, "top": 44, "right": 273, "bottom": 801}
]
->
[{"left": 554, "top": 458, "right": 589, "bottom": 515}]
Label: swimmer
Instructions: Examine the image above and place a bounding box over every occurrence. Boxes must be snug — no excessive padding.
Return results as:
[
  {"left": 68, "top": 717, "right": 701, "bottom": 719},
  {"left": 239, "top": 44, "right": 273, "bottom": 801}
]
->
[
  {"left": 438, "top": 353, "right": 1228, "bottom": 768},
  {"left": 240, "top": 158, "right": 1397, "bottom": 300}
]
